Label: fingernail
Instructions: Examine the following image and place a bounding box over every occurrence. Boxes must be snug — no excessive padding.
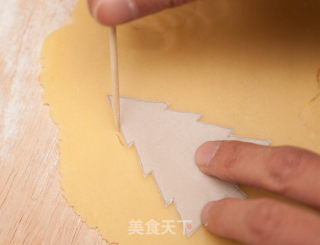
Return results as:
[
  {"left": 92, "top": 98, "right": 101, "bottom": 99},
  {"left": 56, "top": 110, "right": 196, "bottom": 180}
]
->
[
  {"left": 195, "top": 141, "right": 221, "bottom": 168},
  {"left": 93, "top": 0, "right": 137, "bottom": 25},
  {"left": 201, "top": 202, "right": 215, "bottom": 227}
]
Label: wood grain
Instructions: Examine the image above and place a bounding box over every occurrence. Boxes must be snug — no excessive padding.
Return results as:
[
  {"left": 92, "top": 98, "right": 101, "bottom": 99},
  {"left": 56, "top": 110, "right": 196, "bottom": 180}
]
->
[{"left": 0, "top": 0, "right": 107, "bottom": 244}]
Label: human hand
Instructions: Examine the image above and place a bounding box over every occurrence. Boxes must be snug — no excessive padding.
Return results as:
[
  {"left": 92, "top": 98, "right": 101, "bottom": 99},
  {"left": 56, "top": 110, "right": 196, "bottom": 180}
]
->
[
  {"left": 87, "top": 0, "right": 193, "bottom": 26},
  {"left": 195, "top": 141, "right": 320, "bottom": 245}
]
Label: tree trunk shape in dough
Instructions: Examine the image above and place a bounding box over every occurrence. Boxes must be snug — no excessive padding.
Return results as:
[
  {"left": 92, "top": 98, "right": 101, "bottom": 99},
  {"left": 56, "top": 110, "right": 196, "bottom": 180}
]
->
[{"left": 109, "top": 96, "right": 269, "bottom": 236}]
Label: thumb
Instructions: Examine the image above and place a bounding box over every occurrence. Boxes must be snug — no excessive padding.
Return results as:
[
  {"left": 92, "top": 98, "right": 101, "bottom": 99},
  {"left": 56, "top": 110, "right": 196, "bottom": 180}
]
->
[{"left": 88, "top": 0, "right": 193, "bottom": 26}]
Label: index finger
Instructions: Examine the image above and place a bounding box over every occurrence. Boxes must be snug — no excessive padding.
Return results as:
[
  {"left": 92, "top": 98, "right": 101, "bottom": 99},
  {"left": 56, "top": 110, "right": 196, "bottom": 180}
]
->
[{"left": 195, "top": 141, "right": 320, "bottom": 208}]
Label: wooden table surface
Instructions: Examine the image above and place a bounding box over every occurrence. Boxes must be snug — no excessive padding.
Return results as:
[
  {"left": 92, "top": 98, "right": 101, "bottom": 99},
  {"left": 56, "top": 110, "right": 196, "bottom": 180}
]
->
[{"left": 0, "top": 1, "right": 107, "bottom": 244}]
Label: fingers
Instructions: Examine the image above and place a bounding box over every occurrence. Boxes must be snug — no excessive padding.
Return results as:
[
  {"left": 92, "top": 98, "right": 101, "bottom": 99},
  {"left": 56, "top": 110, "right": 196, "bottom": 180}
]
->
[
  {"left": 195, "top": 141, "right": 320, "bottom": 208},
  {"left": 202, "top": 198, "right": 320, "bottom": 245},
  {"left": 87, "top": 0, "right": 193, "bottom": 26}
]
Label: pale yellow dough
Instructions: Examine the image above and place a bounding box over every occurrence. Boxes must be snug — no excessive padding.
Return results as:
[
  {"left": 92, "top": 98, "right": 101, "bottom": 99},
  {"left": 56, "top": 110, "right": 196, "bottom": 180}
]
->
[{"left": 41, "top": 0, "right": 320, "bottom": 244}]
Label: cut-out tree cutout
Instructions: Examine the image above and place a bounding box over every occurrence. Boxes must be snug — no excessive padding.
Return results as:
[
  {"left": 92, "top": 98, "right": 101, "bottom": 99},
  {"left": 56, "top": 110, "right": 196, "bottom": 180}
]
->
[{"left": 108, "top": 96, "right": 269, "bottom": 236}]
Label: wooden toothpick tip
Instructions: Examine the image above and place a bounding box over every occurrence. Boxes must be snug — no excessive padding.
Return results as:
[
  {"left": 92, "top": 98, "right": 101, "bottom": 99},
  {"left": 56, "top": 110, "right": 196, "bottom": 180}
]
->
[{"left": 109, "top": 26, "right": 120, "bottom": 132}]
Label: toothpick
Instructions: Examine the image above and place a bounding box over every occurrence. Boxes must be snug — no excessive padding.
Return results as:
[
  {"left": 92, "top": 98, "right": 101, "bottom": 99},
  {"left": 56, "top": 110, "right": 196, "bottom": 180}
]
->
[{"left": 109, "top": 26, "right": 120, "bottom": 132}]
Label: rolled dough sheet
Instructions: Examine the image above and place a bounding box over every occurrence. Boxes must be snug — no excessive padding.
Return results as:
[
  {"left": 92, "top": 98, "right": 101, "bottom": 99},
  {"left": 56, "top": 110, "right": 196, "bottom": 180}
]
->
[{"left": 40, "top": 0, "right": 320, "bottom": 244}]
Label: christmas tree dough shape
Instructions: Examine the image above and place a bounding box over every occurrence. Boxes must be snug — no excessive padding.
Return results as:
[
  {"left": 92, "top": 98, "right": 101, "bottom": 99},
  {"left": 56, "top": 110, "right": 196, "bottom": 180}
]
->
[{"left": 109, "top": 96, "right": 269, "bottom": 236}]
